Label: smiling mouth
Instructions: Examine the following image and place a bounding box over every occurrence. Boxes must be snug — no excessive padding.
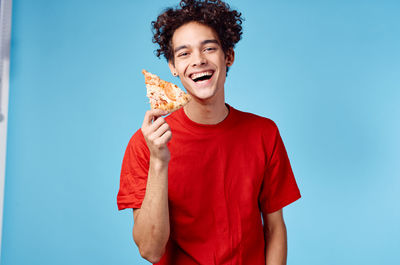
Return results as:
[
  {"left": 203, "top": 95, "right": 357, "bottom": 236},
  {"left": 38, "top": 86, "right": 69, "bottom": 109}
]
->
[{"left": 190, "top": 71, "right": 214, "bottom": 83}]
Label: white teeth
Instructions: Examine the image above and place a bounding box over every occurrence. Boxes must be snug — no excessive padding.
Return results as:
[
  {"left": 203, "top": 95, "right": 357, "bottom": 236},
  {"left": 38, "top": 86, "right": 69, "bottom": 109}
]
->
[{"left": 191, "top": 71, "right": 213, "bottom": 80}]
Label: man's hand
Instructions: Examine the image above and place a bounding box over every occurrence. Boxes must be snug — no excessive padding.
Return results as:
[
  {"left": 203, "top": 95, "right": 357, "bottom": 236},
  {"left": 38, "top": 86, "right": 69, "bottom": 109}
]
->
[{"left": 141, "top": 109, "right": 172, "bottom": 163}]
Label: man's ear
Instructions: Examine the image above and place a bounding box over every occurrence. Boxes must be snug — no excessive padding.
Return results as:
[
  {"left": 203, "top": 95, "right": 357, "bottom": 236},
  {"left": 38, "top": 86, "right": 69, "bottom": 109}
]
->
[
  {"left": 225, "top": 49, "right": 235, "bottom": 67},
  {"left": 168, "top": 60, "right": 178, "bottom": 77}
]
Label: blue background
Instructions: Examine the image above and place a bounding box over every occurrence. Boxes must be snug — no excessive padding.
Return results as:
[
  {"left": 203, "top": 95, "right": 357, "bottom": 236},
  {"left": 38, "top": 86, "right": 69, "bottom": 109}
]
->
[{"left": 2, "top": 0, "right": 400, "bottom": 264}]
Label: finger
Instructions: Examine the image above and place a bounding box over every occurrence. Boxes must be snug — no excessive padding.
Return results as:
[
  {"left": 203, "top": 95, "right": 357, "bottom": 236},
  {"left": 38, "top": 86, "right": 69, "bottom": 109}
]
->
[
  {"left": 151, "top": 123, "right": 170, "bottom": 139},
  {"left": 143, "top": 109, "right": 169, "bottom": 127},
  {"left": 143, "top": 109, "right": 166, "bottom": 127},
  {"left": 154, "top": 130, "right": 172, "bottom": 146},
  {"left": 149, "top": 116, "right": 167, "bottom": 132}
]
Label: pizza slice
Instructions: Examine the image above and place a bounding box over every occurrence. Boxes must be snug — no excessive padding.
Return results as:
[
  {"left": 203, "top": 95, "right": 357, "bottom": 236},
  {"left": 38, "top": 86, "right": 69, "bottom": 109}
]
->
[{"left": 142, "top": 69, "right": 191, "bottom": 112}]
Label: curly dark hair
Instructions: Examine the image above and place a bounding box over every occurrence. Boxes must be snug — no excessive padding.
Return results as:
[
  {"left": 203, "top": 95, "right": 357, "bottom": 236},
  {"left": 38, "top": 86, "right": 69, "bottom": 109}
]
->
[{"left": 151, "top": 0, "right": 243, "bottom": 63}]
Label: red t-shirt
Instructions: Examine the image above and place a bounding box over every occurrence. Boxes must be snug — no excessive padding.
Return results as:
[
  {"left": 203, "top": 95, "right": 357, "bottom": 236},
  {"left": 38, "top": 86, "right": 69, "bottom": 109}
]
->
[{"left": 117, "top": 105, "right": 301, "bottom": 264}]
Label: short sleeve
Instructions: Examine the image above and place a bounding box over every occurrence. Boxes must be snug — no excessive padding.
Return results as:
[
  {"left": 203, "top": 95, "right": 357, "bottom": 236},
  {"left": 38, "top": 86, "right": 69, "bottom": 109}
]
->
[
  {"left": 258, "top": 123, "right": 301, "bottom": 214},
  {"left": 117, "top": 129, "right": 150, "bottom": 210}
]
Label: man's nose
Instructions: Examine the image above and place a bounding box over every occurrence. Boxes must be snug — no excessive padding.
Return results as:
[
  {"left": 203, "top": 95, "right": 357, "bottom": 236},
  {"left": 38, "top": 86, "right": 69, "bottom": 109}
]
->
[{"left": 191, "top": 52, "right": 207, "bottom": 67}]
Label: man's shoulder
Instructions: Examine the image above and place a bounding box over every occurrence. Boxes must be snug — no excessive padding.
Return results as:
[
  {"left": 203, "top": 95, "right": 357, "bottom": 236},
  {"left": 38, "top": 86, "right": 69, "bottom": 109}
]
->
[
  {"left": 125, "top": 127, "right": 147, "bottom": 150},
  {"left": 232, "top": 107, "right": 278, "bottom": 132}
]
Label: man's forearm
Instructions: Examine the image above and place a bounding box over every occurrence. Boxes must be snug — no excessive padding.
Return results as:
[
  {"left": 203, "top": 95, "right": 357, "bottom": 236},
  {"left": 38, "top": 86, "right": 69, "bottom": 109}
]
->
[
  {"left": 265, "top": 223, "right": 287, "bottom": 265},
  {"left": 133, "top": 159, "right": 170, "bottom": 263}
]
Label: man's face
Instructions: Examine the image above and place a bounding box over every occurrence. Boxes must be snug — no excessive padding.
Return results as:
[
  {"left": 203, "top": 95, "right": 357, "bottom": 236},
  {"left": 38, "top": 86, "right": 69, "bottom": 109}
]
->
[{"left": 169, "top": 22, "right": 234, "bottom": 103}]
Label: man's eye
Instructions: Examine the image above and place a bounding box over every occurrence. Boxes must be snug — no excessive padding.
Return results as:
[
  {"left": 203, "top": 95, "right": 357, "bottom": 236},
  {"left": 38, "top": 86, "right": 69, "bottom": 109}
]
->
[
  {"left": 205, "top": 47, "right": 216, "bottom": 52},
  {"left": 178, "top": 52, "right": 189, "bottom": 57}
]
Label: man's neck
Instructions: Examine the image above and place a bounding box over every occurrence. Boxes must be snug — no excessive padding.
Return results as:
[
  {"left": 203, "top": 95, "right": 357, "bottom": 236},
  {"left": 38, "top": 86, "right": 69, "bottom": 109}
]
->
[{"left": 183, "top": 99, "right": 229, "bottom": 125}]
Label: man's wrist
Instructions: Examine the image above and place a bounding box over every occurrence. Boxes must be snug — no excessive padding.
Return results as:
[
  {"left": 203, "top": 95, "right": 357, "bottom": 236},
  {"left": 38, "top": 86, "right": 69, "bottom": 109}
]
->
[{"left": 149, "top": 157, "right": 169, "bottom": 170}]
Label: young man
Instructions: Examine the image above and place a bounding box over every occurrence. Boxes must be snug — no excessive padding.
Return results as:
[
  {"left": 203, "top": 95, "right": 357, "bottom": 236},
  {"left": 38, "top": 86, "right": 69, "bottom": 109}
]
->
[{"left": 117, "top": 0, "right": 301, "bottom": 264}]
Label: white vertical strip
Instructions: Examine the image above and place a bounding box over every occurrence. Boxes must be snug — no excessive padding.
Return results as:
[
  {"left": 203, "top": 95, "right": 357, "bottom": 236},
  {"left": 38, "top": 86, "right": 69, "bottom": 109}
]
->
[{"left": 0, "top": 0, "right": 12, "bottom": 258}]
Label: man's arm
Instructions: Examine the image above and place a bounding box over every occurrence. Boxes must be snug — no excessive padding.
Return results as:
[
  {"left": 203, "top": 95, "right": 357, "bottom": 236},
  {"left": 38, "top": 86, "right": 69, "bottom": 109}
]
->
[
  {"left": 132, "top": 109, "right": 171, "bottom": 264},
  {"left": 263, "top": 209, "right": 288, "bottom": 265}
]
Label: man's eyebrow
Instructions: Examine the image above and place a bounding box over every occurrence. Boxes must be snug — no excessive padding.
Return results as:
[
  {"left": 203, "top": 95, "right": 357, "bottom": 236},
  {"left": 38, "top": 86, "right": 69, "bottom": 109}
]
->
[
  {"left": 174, "top": 45, "right": 188, "bottom": 53},
  {"left": 201, "top": 39, "right": 219, "bottom": 45},
  {"left": 173, "top": 39, "right": 220, "bottom": 53}
]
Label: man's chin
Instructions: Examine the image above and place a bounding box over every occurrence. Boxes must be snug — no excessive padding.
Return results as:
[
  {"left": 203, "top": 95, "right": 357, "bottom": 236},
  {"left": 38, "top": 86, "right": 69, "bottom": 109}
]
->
[
  {"left": 184, "top": 82, "right": 221, "bottom": 102},
  {"left": 191, "top": 94, "right": 218, "bottom": 104},
  {"left": 187, "top": 87, "right": 212, "bottom": 98}
]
